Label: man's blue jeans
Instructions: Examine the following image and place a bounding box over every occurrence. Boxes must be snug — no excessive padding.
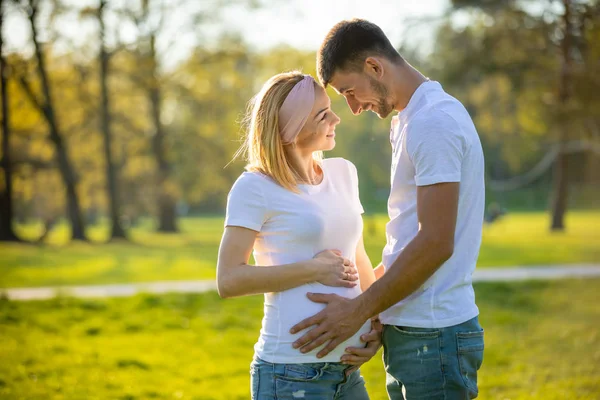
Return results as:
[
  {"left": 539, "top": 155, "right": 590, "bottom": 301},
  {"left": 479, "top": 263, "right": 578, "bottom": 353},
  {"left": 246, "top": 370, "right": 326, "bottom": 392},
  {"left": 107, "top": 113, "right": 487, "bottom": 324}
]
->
[
  {"left": 250, "top": 357, "right": 370, "bottom": 399},
  {"left": 382, "top": 316, "right": 484, "bottom": 399}
]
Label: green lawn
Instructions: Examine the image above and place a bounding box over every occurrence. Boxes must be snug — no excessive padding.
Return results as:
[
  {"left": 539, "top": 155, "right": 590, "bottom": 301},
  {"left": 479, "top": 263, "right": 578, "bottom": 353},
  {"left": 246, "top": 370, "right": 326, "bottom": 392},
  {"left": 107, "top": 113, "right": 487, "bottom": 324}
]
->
[
  {"left": 1, "top": 211, "right": 599, "bottom": 288},
  {"left": 0, "top": 279, "right": 599, "bottom": 399}
]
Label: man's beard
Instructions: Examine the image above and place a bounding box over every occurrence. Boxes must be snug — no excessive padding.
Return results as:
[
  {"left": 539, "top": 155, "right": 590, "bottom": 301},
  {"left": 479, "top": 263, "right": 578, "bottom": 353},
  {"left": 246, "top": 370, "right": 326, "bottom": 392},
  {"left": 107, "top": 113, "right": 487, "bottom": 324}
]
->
[{"left": 368, "top": 76, "right": 393, "bottom": 118}]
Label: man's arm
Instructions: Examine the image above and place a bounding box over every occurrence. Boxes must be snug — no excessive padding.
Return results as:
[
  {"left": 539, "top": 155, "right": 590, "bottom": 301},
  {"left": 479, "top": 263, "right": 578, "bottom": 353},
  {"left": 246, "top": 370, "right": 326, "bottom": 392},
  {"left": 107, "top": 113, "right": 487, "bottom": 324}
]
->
[
  {"left": 290, "top": 181, "right": 459, "bottom": 357},
  {"left": 355, "top": 181, "right": 459, "bottom": 317}
]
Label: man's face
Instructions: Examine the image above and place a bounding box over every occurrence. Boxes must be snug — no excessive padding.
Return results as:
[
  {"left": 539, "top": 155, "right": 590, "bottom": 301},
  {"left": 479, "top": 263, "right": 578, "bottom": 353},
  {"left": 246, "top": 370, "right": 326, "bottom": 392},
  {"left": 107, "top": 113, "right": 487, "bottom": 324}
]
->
[{"left": 329, "top": 70, "right": 394, "bottom": 119}]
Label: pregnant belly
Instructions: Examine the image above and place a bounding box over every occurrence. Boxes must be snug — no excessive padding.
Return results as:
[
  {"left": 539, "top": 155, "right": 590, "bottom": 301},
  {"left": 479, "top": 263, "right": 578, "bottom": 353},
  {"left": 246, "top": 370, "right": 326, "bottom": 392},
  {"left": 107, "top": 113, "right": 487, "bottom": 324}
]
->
[{"left": 260, "top": 283, "right": 371, "bottom": 361}]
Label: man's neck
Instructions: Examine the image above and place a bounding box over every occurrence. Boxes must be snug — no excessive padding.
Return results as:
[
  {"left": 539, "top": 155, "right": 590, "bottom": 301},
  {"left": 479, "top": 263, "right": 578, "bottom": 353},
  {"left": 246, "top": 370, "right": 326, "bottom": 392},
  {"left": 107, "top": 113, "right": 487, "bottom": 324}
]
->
[{"left": 391, "top": 63, "right": 429, "bottom": 113}]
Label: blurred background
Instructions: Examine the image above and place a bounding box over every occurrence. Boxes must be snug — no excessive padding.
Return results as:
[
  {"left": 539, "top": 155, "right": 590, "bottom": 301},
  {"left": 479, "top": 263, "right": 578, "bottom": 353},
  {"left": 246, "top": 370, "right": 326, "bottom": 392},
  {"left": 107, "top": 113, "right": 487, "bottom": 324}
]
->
[{"left": 0, "top": 0, "right": 599, "bottom": 399}]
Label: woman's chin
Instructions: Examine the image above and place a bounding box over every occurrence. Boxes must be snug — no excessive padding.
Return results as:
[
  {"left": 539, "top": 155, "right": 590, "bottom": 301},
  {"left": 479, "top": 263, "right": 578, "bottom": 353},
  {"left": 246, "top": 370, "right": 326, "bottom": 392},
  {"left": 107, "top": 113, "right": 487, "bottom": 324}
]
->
[{"left": 321, "top": 139, "right": 336, "bottom": 152}]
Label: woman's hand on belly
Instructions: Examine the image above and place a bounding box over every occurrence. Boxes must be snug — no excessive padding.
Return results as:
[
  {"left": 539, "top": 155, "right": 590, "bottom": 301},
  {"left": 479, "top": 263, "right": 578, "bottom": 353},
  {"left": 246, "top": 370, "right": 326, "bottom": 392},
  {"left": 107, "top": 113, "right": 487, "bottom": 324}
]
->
[{"left": 311, "top": 250, "right": 359, "bottom": 288}]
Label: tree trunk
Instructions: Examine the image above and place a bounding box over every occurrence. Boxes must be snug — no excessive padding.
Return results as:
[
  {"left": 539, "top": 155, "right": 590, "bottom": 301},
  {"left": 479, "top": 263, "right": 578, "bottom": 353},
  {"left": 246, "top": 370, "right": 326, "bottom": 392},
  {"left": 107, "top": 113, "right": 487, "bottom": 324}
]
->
[
  {"left": 26, "top": 1, "right": 86, "bottom": 240},
  {"left": 99, "top": 0, "right": 126, "bottom": 240},
  {"left": 0, "top": 0, "right": 19, "bottom": 241},
  {"left": 148, "top": 34, "right": 178, "bottom": 233},
  {"left": 550, "top": 0, "right": 573, "bottom": 231},
  {"left": 550, "top": 148, "right": 569, "bottom": 231}
]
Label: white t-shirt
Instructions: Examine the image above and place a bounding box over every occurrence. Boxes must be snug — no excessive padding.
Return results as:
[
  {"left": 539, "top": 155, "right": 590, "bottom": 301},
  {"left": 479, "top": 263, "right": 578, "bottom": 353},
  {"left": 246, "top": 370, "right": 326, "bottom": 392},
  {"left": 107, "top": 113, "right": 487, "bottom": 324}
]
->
[
  {"left": 380, "top": 80, "right": 485, "bottom": 328},
  {"left": 225, "top": 157, "right": 371, "bottom": 363}
]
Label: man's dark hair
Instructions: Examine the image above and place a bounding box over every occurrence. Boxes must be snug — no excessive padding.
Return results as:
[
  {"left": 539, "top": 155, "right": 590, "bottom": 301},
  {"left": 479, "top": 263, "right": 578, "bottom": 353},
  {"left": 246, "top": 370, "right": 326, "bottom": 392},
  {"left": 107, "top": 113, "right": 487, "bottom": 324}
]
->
[{"left": 317, "top": 19, "right": 403, "bottom": 87}]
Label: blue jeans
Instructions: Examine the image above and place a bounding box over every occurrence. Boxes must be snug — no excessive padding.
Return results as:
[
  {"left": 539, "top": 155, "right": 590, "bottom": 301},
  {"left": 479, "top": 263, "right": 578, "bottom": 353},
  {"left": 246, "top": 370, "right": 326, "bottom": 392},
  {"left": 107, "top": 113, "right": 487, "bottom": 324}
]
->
[
  {"left": 382, "top": 316, "right": 484, "bottom": 399},
  {"left": 250, "top": 357, "right": 370, "bottom": 399}
]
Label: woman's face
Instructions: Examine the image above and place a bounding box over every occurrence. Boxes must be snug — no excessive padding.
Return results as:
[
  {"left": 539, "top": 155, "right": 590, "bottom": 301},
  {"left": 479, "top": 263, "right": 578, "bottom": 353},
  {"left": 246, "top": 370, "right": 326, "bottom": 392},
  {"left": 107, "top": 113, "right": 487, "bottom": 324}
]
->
[{"left": 294, "top": 85, "right": 341, "bottom": 153}]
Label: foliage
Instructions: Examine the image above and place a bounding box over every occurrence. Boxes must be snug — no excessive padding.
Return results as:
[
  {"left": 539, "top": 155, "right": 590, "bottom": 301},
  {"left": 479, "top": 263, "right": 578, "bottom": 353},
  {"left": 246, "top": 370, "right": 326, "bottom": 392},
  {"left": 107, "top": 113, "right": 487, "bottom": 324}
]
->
[{"left": 2, "top": 1, "right": 599, "bottom": 237}]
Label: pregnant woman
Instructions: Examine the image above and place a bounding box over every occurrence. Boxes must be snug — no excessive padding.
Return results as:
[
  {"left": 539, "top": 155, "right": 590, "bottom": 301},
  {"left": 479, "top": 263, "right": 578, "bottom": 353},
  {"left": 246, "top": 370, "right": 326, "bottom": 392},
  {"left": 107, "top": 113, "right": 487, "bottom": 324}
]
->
[{"left": 217, "top": 71, "right": 381, "bottom": 399}]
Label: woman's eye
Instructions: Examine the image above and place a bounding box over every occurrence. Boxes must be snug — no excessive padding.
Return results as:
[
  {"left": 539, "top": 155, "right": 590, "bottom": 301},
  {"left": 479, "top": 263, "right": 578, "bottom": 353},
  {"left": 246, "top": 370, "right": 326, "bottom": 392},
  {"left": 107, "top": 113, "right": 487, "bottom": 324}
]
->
[{"left": 321, "top": 112, "right": 327, "bottom": 121}]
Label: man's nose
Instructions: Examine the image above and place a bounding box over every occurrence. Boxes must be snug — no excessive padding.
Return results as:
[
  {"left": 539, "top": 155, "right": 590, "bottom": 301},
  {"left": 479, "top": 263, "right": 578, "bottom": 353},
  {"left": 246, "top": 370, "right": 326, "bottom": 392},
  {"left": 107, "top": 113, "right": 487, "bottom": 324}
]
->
[{"left": 346, "top": 97, "right": 362, "bottom": 115}]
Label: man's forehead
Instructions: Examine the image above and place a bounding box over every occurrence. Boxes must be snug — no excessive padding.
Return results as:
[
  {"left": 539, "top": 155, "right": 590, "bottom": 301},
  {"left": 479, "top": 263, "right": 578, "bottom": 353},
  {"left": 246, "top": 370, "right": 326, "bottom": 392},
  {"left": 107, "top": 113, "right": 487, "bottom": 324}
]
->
[{"left": 329, "top": 71, "right": 360, "bottom": 94}]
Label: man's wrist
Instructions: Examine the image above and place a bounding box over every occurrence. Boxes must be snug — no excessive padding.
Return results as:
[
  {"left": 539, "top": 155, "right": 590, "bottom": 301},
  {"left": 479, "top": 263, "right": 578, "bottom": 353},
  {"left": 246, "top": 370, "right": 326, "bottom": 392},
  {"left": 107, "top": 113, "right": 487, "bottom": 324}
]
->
[{"left": 351, "top": 291, "right": 374, "bottom": 322}]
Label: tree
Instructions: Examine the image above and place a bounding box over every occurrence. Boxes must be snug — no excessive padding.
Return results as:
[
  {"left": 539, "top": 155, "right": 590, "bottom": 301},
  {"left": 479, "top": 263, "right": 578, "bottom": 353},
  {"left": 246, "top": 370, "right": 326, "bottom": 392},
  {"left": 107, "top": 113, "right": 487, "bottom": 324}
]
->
[
  {"left": 14, "top": 0, "right": 86, "bottom": 240},
  {"left": 117, "top": 0, "right": 182, "bottom": 232},
  {"left": 146, "top": 18, "right": 177, "bottom": 233},
  {"left": 117, "top": 0, "right": 264, "bottom": 231},
  {"left": 97, "top": 0, "right": 126, "bottom": 239},
  {"left": 550, "top": 0, "right": 574, "bottom": 231},
  {"left": 0, "top": 0, "right": 20, "bottom": 241},
  {"left": 448, "top": 0, "right": 599, "bottom": 230}
]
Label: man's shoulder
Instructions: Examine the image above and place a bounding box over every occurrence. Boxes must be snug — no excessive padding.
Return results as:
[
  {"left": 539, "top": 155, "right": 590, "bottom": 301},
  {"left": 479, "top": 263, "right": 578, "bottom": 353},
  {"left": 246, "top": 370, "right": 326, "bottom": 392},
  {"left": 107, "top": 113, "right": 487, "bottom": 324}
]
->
[
  {"left": 404, "top": 98, "right": 471, "bottom": 157},
  {"left": 408, "top": 103, "right": 464, "bottom": 136}
]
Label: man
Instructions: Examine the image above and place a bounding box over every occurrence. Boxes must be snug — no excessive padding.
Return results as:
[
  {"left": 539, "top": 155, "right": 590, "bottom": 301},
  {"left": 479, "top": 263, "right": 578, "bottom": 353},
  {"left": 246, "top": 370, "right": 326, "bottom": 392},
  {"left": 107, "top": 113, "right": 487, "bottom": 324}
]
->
[{"left": 290, "top": 19, "right": 486, "bottom": 399}]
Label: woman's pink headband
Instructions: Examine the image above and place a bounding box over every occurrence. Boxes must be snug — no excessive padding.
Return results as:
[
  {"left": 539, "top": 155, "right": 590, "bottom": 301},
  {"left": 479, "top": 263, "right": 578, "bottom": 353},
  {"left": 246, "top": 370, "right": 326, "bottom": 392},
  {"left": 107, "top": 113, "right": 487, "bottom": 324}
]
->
[{"left": 278, "top": 75, "right": 316, "bottom": 144}]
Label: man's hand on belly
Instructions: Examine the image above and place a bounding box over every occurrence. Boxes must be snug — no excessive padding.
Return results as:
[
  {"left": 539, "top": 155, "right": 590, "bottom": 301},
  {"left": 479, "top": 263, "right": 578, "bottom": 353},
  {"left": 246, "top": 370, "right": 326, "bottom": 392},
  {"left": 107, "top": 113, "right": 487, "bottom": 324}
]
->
[{"left": 289, "top": 293, "right": 367, "bottom": 358}]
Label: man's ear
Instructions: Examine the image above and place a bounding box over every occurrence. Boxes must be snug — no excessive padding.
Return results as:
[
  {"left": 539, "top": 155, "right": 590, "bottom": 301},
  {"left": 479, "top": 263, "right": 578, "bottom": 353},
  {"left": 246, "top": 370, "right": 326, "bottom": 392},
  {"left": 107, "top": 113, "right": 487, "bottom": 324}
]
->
[{"left": 364, "top": 57, "right": 384, "bottom": 80}]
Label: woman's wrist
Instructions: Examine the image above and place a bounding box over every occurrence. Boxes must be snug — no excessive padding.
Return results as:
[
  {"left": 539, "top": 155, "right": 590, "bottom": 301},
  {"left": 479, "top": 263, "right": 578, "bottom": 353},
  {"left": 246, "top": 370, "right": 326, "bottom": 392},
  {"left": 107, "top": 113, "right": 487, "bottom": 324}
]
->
[{"left": 302, "top": 258, "right": 321, "bottom": 282}]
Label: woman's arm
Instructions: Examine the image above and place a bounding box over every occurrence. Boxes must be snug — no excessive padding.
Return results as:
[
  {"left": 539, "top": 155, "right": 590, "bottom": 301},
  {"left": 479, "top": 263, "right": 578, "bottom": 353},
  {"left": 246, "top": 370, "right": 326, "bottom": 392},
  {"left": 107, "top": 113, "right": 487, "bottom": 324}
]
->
[
  {"left": 217, "top": 226, "right": 358, "bottom": 298},
  {"left": 355, "top": 233, "right": 376, "bottom": 292},
  {"left": 373, "top": 263, "right": 385, "bottom": 280}
]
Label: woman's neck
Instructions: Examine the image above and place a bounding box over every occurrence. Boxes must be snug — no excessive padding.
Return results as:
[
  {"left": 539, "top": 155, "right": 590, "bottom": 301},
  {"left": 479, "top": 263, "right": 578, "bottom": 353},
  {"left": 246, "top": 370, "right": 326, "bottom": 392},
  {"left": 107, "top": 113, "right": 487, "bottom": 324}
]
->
[{"left": 287, "top": 150, "right": 322, "bottom": 185}]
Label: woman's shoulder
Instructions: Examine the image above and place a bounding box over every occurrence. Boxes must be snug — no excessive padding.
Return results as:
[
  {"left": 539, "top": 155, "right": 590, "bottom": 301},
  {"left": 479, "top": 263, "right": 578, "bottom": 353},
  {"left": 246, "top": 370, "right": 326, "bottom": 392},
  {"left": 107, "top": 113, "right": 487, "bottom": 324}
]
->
[
  {"left": 231, "top": 170, "right": 287, "bottom": 197},
  {"left": 322, "top": 157, "right": 357, "bottom": 176},
  {"left": 230, "top": 171, "right": 271, "bottom": 192},
  {"left": 237, "top": 169, "right": 279, "bottom": 183}
]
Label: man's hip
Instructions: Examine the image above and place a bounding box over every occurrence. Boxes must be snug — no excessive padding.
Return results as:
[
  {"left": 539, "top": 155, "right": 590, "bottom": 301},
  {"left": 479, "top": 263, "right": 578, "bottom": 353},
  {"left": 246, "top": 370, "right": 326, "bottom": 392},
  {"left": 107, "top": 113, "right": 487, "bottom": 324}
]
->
[{"left": 382, "top": 316, "right": 484, "bottom": 399}]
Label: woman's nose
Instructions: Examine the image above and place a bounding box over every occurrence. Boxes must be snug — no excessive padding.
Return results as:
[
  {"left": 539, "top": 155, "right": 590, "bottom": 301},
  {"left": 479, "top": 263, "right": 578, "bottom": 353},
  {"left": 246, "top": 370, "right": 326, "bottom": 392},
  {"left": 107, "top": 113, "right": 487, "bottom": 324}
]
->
[{"left": 331, "top": 112, "right": 341, "bottom": 125}]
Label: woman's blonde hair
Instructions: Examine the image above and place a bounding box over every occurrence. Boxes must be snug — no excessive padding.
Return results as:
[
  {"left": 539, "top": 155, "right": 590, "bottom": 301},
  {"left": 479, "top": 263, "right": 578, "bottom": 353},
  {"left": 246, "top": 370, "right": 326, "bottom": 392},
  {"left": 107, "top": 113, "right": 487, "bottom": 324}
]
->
[{"left": 234, "top": 71, "right": 323, "bottom": 192}]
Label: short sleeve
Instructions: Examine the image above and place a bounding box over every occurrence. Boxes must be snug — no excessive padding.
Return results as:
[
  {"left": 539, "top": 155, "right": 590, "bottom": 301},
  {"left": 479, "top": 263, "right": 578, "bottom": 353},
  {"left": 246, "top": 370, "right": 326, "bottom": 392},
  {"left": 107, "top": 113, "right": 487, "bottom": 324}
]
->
[
  {"left": 407, "top": 112, "right": 466, "bottom": 186},
  {"left": 346, "top": 160, "right": 365, "bottom": 214},
  {"left": 224, "top": 174, "right": 268, "bottom": 232}
]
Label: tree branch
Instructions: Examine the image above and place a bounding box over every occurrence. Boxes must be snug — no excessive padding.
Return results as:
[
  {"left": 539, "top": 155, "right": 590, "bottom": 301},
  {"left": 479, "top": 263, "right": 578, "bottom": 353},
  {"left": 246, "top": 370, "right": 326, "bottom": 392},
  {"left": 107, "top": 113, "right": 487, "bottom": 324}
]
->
[{"left": 17, "top": 75, "right": 44, "bottom": 111}]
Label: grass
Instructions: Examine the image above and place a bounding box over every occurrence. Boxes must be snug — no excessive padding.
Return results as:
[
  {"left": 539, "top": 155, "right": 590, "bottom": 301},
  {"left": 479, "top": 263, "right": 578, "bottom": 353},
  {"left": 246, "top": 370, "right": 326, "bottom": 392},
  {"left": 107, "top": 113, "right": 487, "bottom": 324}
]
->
[
  {"left": 0, "top": 279, "right": 599, "bottom": 399},
  {"left": 0, "top": 211, "right": 599, "bottom": 288}
]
